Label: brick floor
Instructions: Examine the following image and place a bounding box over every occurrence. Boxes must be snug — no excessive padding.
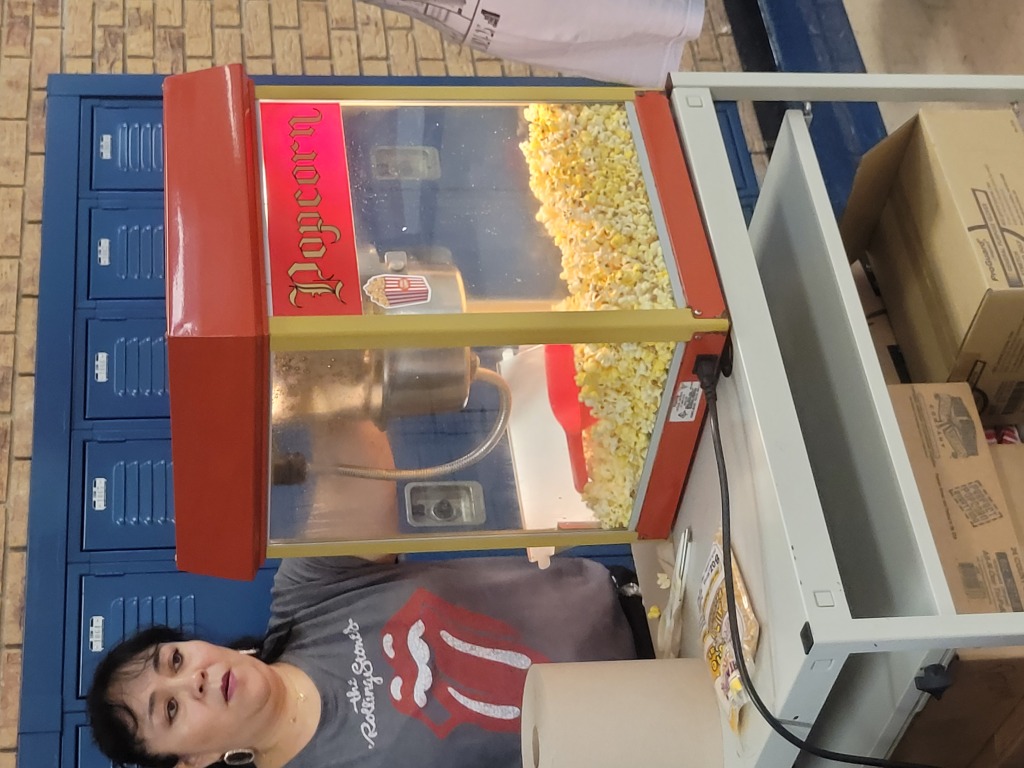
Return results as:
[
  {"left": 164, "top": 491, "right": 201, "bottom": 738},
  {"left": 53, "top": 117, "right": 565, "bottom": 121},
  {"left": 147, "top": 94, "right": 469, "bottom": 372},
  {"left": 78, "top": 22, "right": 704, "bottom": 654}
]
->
[{"left": 0, "top": 0, "right": 758, "bottom": 757}]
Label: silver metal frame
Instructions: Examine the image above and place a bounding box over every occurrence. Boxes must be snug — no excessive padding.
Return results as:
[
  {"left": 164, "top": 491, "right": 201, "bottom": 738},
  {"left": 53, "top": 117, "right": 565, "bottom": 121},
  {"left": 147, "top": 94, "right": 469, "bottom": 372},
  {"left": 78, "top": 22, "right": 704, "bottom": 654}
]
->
[{"left": 670, "top": 71, "right": 1024, "bottom": 104}]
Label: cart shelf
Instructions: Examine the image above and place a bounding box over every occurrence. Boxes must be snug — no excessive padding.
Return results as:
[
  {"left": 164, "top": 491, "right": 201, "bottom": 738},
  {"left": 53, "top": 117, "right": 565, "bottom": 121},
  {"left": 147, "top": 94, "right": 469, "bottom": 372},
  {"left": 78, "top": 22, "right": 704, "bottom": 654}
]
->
[{"left": 633, "top": 72, "right": 1024, "bottom": 767}]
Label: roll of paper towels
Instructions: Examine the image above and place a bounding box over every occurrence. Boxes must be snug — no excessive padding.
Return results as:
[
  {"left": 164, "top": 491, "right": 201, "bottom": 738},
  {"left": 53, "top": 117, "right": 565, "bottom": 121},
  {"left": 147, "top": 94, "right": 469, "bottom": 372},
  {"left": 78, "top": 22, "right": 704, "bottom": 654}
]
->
[{"left": 521, "top": 659, "right": 724, "bottom": 768}]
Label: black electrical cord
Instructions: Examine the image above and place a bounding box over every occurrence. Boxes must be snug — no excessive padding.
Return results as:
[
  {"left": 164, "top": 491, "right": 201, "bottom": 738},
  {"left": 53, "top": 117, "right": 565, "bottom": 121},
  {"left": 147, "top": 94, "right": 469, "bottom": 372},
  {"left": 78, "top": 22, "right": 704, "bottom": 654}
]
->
[{"left": 695, "top": 357, "right": 939, "bottom": 768}]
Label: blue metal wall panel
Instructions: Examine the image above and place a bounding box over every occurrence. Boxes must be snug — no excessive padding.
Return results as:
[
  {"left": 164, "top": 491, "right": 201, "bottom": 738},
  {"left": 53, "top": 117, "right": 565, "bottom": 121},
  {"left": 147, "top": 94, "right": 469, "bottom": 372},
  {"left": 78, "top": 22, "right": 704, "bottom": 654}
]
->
[
  {"left": 715, "top": 101, "right": 761, "bottom": 222},
  {"left": 47, "top": 75, "right": 166, "bottom": 97},
  {"left": 18, "top": 731, "right": 61, "bottom": 768},
  {"left": 716, "top": 101, "right": 759, "bottom": 203},
  {"left": 755, "top": 0, "right": 887, "bottom": 216},
  {"left": 21, "top": 93, "right": 81, "bottom": 736}
]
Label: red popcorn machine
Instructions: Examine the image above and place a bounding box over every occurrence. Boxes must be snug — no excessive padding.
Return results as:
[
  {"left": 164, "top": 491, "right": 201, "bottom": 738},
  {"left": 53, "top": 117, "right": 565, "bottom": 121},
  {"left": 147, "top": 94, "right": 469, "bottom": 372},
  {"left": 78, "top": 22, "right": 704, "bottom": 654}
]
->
[{"left": 162, "top": 64, "right": 728, "bottom": 580}]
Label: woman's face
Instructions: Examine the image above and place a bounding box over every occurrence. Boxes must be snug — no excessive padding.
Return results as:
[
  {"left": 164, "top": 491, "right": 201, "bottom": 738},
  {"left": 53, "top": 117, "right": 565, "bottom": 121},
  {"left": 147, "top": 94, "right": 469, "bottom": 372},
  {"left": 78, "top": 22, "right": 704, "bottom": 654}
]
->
[{"left": 113, "top": 640, "right": 282, "bottom": 767}]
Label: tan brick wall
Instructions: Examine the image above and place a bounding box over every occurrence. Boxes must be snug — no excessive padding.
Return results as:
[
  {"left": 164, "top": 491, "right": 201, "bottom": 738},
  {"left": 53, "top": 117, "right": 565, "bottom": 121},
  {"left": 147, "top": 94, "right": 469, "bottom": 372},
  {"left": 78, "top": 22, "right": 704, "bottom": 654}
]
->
[{"left": 0, "top": 0, "right": 758, "bottom": 760}]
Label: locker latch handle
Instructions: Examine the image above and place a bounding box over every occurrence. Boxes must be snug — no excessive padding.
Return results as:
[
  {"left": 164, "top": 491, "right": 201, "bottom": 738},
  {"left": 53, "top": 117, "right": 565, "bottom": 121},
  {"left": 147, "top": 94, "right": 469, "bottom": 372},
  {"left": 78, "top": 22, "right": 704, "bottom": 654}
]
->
[
  {"left": 97, "top": 238, "right": 111, "bottom": 266},
  {"left": 92, "top": 477, "right": 108, "bottom": 511},
  {"left": 89, "top": 615, "right": 105, "bottom": 652},
  {"left": 94, "top": 352, "right": 109, "bottom": 382}
]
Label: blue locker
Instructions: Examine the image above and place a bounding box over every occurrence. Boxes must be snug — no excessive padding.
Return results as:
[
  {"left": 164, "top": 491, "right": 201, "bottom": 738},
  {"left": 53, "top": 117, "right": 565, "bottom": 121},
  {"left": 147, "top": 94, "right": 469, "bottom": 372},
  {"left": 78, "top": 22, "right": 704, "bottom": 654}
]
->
[
  {"left": 82, "top": 438, "right": 174, "bottom": 550},
  {"left": 88, "top": 207, "right": 165, "bottom": 299},
  {"left": 84, "top": 318, "right": 169, "bottom": 419},
  {"left": 66, "top": 715, "right": 122, "bottom": 768},
  {"left": 72, "top": 568, "right": 277, "bottom": 701},
  {"left": 90, "top": 104, "right": 164, "bottom": 190},
  {"left": 69, "top": 719, "right": 103, "bottom": 768}
]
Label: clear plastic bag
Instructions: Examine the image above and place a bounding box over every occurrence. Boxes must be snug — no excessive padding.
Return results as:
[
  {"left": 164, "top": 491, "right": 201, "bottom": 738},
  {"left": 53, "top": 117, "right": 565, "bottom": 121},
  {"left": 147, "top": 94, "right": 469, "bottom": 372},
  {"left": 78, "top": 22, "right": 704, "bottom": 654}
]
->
[
  {"left": 357, "top": 0, "right": 705, "bottom": 87},
  {"left": 697, "top": 530, "right": 760, "bottom": 732}
]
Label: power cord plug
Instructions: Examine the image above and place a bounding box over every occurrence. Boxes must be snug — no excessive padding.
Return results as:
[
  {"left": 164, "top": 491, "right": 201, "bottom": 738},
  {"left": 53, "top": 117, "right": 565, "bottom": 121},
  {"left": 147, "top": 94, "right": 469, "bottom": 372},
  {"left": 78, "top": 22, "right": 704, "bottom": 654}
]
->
[{"left": 694, "top": 354, "right": 721, "bottom": 395}]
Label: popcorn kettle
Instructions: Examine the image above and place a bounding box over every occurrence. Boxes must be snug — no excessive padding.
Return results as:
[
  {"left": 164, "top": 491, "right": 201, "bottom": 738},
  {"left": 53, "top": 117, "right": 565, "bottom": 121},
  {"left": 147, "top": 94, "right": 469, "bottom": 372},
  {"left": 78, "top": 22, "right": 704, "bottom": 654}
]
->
[{"left": 272, "top": 248, "right": 512, "bottom": 484}]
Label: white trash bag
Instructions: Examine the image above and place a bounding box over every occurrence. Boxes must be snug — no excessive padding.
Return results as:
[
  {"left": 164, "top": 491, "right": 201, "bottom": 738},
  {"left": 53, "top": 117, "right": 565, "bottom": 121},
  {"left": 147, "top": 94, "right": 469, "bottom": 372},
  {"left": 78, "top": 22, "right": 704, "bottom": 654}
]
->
[{"left": 362, "top": 0, "right": 706, "bottom": 88}]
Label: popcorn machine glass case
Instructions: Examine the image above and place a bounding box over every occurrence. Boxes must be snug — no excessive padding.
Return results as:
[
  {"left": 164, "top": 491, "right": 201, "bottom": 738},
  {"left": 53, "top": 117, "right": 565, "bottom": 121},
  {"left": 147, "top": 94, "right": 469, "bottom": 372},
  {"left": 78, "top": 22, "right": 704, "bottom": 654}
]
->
[{"left": 164, "top": 65, "right": 727, "bottom": 580}]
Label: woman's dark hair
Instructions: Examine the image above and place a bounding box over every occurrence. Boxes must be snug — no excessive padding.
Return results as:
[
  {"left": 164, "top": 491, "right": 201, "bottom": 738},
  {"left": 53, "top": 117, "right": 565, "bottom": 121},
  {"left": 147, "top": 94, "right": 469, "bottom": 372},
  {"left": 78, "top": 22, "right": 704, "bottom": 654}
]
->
[
  {"left": 86, "top": 625, "right": 187, "bottom": 768},
  {"left": 86, "top": 622, "right": 293, "bottom": 768}
]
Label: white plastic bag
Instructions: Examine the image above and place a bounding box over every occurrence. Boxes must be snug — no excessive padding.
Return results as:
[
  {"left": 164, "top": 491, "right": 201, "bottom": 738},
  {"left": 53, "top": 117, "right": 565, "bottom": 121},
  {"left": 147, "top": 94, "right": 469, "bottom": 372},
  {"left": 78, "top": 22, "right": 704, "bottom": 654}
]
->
[{"left": 361, "top": 0, "right": 706, "bottom": 87}]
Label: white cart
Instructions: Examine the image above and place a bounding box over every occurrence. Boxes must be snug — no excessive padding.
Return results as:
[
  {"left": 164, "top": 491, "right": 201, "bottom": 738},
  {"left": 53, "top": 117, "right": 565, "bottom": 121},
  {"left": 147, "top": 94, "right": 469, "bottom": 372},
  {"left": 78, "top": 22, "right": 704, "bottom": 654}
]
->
[{"left": 634, "top": 73, "right": 1024, "bottom": 767}]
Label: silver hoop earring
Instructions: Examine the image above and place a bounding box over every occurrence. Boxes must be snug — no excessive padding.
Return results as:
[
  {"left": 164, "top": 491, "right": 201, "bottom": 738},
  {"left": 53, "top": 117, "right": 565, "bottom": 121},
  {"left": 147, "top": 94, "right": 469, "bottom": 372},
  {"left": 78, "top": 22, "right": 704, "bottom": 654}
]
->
[{"left": 222, "top": 749, "right": 256, "bottom": 766}]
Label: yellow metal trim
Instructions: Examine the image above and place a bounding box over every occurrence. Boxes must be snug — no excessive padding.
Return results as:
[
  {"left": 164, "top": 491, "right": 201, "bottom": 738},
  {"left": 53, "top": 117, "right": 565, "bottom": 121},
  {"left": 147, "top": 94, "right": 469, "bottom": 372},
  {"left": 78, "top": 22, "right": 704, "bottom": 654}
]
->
[
  {"left": 269, "top": 309, "right": 729, "bottom": 351},
  {"left": 267, "top": 529, "right": 639, "bottom": 558},
  {"left": 253, "top": 85, "right": 639, "bottom": 103}
]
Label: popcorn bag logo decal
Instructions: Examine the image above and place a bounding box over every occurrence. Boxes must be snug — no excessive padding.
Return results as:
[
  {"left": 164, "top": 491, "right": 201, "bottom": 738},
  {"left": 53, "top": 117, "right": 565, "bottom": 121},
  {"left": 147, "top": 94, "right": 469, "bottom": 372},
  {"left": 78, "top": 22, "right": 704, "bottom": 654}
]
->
[
  {"left": 363, "top": 274, "right": 432, "bottom": 309},
  {"left": 381, "top": 588, "right": 547, "bottom": 738}
]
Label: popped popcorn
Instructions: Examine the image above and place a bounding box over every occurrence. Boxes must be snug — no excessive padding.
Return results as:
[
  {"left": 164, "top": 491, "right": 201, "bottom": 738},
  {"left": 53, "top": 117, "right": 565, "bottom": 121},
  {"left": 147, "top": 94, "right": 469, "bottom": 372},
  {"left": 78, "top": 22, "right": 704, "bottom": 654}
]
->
[{"left": 520, "top": 103, "right": 676, "bottom": 528}]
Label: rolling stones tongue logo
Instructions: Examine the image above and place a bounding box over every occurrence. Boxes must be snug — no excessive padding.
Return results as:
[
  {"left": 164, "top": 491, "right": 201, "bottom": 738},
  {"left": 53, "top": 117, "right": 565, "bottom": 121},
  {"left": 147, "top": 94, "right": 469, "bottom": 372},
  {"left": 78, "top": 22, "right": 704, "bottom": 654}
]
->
[{"left": 381, "top": 589, "right": 548, "bottom": 738}]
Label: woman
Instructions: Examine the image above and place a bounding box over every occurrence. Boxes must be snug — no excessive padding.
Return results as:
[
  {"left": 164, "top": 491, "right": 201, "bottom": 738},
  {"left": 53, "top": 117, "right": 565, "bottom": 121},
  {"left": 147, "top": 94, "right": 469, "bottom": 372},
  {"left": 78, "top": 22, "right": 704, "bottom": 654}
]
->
[{"left": 88, "top": 554, "right": 646, "bottom": 768}]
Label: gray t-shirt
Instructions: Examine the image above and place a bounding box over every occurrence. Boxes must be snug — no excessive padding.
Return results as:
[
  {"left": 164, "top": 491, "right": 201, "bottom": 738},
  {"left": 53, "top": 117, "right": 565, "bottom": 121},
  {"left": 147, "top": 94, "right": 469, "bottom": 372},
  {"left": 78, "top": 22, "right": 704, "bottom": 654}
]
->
[{"left": 268, "top": 556, "right": 637, "bottom": 768}]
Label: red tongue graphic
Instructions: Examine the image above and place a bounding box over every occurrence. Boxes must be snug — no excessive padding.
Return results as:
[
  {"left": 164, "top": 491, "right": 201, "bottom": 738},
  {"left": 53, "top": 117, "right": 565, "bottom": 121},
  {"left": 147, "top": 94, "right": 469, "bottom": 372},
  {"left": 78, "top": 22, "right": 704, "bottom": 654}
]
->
[{"left": 382, "top": 589, "right": 548, "bottom": 738}]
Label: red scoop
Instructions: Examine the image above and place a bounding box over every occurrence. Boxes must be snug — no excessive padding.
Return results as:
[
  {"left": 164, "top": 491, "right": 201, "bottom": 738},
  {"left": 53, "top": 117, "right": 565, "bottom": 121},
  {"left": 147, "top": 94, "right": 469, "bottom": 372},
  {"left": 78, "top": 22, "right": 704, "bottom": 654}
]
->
[{"left": 544, "top": 344, "right": 598, "bottom": 493}]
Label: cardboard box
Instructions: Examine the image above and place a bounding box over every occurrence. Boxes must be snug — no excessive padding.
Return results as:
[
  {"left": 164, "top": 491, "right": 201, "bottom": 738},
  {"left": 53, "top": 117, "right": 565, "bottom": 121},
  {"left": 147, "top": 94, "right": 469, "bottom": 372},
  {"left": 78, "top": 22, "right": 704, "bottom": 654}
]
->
[
  {"left": 978, "top": 444, "right": 1024, "bottom": 768},
  {"left": 868, "top": 310, "right": 908, "bottom": 386},
  {"left": 892, "top": 647, "right": 1024, "bottom": 768},
  {"left": 888, "top": 382, "right": 1024, "bottom": 614},
  {"left": 850, "top": 257, "right": 885, "bottom": 317},
  {"left": 843, "top": 109, "right": 1024, "bottom": 426},
  {"left": 895, "top": 443, "right": 1024, "bottom": 768},
  {"left": 971, "top": 704, "right": 1024, "bottom": 768},
  {"left": 994, "top": 444, "right": 1024, "bottom": 539},
  {"left": 849, "top": 251, "right": 909, "bottom": 386}
]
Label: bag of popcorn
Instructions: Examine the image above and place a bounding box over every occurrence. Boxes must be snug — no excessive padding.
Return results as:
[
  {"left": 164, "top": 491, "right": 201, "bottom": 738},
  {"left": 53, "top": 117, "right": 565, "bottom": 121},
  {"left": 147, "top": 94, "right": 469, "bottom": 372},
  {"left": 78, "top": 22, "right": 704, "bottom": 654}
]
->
[
  {"left": 358, "top": 0, "right": 705, "bottom": 87},
  {"left": 698, "top": 530, "right": 760, "bottom": 732}
]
